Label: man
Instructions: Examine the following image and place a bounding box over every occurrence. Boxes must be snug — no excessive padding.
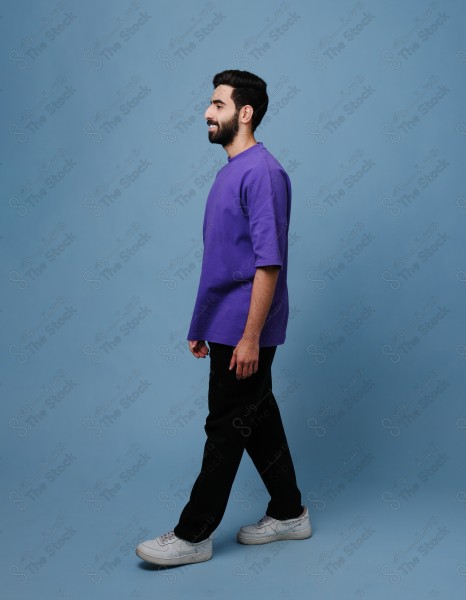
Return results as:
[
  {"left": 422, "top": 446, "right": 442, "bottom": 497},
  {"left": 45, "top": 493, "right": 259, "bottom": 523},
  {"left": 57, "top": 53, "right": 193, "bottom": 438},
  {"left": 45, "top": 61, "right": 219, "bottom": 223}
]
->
[{"left": 136, "top": 69, "right": 311, "bottom": 567}]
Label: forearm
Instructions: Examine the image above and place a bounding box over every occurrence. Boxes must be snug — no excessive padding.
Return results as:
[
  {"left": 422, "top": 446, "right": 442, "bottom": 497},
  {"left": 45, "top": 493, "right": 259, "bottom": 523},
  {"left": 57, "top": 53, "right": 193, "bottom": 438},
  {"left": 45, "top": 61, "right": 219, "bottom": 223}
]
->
[{"left": 242, "top": 265, "right": 280, "bottom": 342}]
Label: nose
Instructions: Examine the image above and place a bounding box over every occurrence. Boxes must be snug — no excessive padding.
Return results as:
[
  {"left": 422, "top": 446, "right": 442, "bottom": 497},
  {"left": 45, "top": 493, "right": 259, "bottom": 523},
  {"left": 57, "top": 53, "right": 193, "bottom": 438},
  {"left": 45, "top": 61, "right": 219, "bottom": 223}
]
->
[{"left": 204, "top": 105, "right": 213, "bottom": 121}]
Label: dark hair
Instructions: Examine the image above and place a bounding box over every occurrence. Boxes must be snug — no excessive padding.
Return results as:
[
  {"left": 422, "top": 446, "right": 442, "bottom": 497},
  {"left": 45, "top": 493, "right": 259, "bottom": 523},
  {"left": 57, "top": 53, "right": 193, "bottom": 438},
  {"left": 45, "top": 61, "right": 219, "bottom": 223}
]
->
[{"left": 212, "top": 70, "right": 268, "bottom": 132}]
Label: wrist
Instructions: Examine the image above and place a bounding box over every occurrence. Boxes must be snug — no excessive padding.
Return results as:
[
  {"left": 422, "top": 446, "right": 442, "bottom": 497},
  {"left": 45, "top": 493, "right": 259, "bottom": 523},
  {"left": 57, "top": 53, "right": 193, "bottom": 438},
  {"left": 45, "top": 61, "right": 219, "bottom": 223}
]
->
[{"left": 241, "top": 331, "right": 260, "bottom": 343}]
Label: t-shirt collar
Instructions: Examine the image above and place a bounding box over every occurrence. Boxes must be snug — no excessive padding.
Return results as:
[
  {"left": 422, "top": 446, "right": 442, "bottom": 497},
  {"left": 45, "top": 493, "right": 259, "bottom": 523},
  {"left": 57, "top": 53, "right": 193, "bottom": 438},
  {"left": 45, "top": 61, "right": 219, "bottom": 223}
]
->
[{"left": 227, "top": 141, "right": 263, "bottom": 163}]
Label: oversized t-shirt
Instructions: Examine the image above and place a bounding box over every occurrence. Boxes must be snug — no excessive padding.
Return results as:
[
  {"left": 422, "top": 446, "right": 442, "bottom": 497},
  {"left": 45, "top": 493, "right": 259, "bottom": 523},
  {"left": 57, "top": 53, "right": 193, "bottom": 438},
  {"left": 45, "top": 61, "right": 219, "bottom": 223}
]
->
[{"left": 186, "top": 141, "right": 291, "bottom": 347}]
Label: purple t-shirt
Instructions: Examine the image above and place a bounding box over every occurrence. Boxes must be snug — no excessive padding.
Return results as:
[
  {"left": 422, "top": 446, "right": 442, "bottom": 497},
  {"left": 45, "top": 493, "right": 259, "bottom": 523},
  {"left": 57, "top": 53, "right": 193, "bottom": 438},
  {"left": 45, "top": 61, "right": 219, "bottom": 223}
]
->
[{"left": 187, "top": 141, "right": 291, "bottom": 347}]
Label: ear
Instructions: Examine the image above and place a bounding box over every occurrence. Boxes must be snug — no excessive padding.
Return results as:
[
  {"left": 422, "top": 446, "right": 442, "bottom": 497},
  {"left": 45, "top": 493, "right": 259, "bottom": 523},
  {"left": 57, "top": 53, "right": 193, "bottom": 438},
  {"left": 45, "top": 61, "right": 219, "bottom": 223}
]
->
[{"left": 241, "top": 105, "right": 254, "bottom": 124}]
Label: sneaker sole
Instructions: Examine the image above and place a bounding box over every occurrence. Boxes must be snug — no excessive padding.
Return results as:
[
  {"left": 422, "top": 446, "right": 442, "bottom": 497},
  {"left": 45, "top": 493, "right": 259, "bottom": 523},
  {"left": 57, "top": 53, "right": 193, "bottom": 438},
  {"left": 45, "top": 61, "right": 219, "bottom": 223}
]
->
[
  {"left": 135, "top": 546, "right": 212, "bottom": 566},
  {"left": 237, "top": 526, "right": 312, "bottom": 545}
]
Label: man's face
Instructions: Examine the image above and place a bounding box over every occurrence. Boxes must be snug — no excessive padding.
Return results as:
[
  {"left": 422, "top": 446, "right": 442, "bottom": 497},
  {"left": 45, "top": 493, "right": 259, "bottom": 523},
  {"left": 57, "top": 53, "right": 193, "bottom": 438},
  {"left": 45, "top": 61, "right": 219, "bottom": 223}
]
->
[{"left": 204, "top": 84, "right": 241, "bottom": 147}]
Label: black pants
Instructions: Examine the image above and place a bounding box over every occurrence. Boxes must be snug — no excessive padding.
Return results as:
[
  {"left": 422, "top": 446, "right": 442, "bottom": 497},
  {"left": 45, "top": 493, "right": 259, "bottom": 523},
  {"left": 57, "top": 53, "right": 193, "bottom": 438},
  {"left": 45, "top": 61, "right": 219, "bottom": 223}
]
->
[{"left": 173, "top": 341, "right": 303, "bottom": 543}]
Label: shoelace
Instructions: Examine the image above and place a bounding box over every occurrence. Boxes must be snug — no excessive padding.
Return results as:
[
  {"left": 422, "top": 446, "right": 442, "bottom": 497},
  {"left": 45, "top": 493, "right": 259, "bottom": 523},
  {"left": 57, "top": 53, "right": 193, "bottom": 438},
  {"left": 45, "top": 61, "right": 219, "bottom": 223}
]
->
[
  {"left": 160, "top": 530, "right": 177, "bottom": 542},
  {"left": 256, "top": 515, "right": 275, "bottom": 527}
]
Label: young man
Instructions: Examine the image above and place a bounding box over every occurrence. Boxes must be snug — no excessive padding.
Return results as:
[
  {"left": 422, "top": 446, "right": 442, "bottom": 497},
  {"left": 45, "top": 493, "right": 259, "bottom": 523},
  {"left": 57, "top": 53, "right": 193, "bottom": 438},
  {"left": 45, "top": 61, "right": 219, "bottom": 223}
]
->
[{"left": 136, "top": 70, "right": 311, "bottom": 567}]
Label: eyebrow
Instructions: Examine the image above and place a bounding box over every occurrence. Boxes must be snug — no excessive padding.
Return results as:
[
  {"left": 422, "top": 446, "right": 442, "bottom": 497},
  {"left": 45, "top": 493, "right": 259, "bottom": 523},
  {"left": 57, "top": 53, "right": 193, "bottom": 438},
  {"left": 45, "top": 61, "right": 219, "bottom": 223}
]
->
[{"left": 210, "top": 99, "right": 226, "bottom": 106}]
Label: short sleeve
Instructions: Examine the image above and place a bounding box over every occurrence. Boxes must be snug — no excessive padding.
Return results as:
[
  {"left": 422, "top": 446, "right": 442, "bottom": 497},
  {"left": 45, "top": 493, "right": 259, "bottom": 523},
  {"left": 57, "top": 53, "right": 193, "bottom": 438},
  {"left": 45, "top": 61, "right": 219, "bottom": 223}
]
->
[{"left": 244, "top": 166, "right": 290, "bottom": 269}]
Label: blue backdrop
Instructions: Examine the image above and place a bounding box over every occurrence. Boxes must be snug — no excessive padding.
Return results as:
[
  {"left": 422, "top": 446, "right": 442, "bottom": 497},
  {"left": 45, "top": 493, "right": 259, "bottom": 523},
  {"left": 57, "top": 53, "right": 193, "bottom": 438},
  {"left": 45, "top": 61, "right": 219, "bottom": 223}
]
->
[{"left": 2, "top": 1, "right": 465, "bottom": 598}]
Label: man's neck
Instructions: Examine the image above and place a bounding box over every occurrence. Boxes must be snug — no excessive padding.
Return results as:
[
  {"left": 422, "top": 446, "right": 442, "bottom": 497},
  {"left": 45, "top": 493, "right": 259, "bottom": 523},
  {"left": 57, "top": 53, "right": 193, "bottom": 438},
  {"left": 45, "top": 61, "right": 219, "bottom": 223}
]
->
[{"left": 224, "top": 134, "right": 258, "bottom": 159}]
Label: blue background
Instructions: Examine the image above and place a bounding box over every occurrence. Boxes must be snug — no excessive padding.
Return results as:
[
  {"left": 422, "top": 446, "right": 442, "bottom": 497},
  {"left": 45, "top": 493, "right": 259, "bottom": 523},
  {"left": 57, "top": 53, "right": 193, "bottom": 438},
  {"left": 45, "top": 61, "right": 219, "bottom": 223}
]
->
[{"left": 2, "top": 0, "right": 465, "bottom": 598}]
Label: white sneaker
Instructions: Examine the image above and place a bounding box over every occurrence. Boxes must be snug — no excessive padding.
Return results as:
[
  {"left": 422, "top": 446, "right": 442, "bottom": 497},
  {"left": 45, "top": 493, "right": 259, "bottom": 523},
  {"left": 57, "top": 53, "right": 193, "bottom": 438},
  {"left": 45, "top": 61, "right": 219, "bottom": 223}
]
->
[
  {"left": 237, "top": 506, "right": 312, "bottom": 545},
  {"left": 135, "top": 530, "right": 212, "bottom": 566}
]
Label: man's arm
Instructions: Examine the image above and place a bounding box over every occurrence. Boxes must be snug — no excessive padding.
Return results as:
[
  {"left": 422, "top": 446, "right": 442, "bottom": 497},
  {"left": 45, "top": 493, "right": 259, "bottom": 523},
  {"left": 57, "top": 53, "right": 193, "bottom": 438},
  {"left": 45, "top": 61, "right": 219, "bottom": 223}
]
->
[{"left": 229, "top": 265, "right": 280, "bottom": 379}]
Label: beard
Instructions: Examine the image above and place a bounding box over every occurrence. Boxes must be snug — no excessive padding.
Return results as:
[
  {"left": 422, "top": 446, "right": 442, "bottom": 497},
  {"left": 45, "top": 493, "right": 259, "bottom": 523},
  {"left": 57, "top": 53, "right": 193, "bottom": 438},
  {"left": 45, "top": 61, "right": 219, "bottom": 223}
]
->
[{"left": 208, "top": 107, "right": 240, "bottom": 146}]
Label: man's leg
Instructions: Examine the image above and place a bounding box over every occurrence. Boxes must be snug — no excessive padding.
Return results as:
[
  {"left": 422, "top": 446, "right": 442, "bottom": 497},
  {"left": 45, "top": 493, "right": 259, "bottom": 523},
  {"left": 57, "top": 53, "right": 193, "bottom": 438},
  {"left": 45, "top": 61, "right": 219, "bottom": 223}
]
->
[
  {"left": 174, "top": 341, "right": 284, "bottom": 542},
  {"left": 243, "top": 363, "right": 303, "bottom": 520}
]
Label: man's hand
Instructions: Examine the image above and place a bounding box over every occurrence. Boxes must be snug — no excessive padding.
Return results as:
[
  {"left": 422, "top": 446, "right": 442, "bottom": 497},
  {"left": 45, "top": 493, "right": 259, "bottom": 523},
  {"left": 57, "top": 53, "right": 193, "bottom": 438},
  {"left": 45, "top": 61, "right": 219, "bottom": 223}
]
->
[
  {"left": 229, "top": 336, "right": 259, "bottom": 379},
  {"left": 188, "top": 340, "right": 209, "bottom": 358}
]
